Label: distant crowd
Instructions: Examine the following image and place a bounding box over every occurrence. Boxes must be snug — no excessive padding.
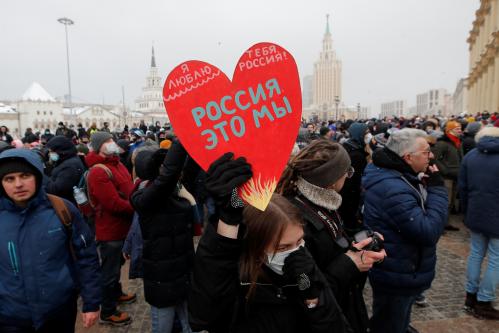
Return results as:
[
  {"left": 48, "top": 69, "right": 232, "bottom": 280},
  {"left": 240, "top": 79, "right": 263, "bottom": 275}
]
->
[{"left": 0, "top": 110, "right": 498, "bottom": 333}]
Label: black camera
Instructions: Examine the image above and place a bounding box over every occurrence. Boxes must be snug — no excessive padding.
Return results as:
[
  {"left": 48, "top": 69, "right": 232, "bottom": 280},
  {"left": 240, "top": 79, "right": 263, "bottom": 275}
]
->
[{"left": 353, "top": 230, "right": 384, "bottom": 252}]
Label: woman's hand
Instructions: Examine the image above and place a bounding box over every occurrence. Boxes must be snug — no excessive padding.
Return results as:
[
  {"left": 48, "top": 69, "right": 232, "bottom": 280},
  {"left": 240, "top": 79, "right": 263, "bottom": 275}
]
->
[{"left": 346, "top": 238, "right": 387, "bottom": 272}]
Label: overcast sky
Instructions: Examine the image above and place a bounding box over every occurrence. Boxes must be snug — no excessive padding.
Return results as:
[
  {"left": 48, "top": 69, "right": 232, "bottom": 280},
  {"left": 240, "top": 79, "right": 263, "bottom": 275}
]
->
[{"left": 1, "top": 0, "right": 479, "bottom": 114}]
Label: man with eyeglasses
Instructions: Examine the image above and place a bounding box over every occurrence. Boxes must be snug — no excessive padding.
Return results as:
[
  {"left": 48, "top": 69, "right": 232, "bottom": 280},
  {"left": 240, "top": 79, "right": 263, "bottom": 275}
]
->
[{"left": 362, "top": 128, "right": 448, "bottom": 333}]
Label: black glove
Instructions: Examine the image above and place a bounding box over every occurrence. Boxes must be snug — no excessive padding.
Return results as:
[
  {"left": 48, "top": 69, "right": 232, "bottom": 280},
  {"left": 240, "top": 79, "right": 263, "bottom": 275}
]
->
[
  {"left": 425, "top": 170, "right": 445, "bottom": 187},
  {"left": 283, "top": 247, "right": 322, "bottom": 300},
  {"left": 205, "top": 152, "right": 252, "bottom": 225}
]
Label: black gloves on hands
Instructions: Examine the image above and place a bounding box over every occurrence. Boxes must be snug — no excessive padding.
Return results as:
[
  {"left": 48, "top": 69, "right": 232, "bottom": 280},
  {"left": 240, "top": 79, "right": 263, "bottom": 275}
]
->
[
  {"left": 424, "top": 169, "right": 445, "bottom": 187},
  {"left": 283, "top": 247, "right": 322, "bottom": 301},
  {"left": 205, "top": 152, "right": 252, "bottom": 226}
]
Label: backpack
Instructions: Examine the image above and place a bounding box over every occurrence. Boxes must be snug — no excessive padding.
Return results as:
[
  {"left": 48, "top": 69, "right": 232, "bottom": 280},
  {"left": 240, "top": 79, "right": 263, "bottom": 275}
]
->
[
  {"left": 46, "top": 194, "right": 76, "bottom": 261},
  {"left": 75, "top": 163, "right": 113, "bottom": 217}
]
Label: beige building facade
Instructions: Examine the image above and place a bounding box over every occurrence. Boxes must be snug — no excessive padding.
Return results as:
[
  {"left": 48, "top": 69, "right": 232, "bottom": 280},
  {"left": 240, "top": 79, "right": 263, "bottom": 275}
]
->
[
  {"left": 453, "top": 78, "right": 469, "bottom": 115},
  {"left": 0, "top": 82, "right": 132, "bottom": 138},
  {"left": 467, "top": 0, "right": 499, "bottom": 114},
  {"left": 416, "top": 89, "right": 450, "bottom": 116},
  {"left": 380, "top": 100, "right": 407, "bottom": 118},
  {"left": 16, "top": 82, "right": 65, "bottom": 135},
  {"left": 312, "top": 15, "right": 342, "bottom": 110}
]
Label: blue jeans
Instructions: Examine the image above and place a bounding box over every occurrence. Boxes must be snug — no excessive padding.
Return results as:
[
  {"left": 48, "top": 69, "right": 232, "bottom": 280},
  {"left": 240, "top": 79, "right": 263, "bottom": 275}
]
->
[
  {"left": 465, "top": 231, "right": 499, "bottom": 302},
  {"left": 370, "top": 289, "right": 416, "bottom": 333},
  {"left": 151, "top": 301, "right": 192, "bottom": 333}
]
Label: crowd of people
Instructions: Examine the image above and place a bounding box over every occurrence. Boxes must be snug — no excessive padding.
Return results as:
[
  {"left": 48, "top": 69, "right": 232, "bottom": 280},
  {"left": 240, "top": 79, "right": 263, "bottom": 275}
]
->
[{"left": 0, "top": 110, "right": 498, "bottom": 333}]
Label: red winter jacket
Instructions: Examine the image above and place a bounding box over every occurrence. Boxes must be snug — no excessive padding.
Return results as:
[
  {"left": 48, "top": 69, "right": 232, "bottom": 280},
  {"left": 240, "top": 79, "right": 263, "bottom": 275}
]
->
[{"left": 85, "top": 151, "right": 134, "bottom": 241}]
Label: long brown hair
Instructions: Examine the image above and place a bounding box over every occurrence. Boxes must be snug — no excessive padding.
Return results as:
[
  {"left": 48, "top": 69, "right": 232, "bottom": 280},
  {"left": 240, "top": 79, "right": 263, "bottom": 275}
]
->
[
  {"left": 276, "top": 140, "right": 343, "bottom": 196},
  {"left": 240, "top": 193, "right": 303, "bottom": 298}
]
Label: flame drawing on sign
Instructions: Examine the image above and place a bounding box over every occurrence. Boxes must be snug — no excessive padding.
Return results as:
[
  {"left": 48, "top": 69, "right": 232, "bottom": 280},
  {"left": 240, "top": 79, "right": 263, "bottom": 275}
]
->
[{"left": 239, "top": 174, "right": 277, "bottom": 211}]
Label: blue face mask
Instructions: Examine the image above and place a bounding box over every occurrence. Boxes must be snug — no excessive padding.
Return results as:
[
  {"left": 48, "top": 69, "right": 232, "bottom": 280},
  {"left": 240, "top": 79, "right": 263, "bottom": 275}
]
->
[{"left": 49, "top": 153, "right": 60, "bottom": 162}]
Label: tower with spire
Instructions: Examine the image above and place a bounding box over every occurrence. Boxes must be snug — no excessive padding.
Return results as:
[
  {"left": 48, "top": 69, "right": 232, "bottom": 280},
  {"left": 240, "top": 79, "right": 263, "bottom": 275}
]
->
[
  {"left": 312, "top": 14, "right": 342, "bottom": 113},
  {"left": 135, "top": 45, "right": 168, "bottom": 124}
]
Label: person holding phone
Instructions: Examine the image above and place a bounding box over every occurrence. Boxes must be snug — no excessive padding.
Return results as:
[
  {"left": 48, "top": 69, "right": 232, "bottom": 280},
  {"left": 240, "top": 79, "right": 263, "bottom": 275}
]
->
[
  {"left": 277, "top": 140, "right": 386, "bottom": 333},
  {"left": 189, "top": 153, "right": 351, "bottom": 333}
]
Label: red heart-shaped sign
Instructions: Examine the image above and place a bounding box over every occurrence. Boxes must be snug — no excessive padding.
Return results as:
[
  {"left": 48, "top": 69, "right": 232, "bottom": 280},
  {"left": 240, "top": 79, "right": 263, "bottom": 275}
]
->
[{"left": 163, "top": 42, "right": 301, "bottom": 210}]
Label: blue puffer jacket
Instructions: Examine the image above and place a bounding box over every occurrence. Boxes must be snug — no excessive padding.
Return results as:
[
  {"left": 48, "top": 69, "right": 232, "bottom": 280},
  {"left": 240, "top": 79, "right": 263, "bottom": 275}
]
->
[
  {"left": 459, "top": 136, "right": 499, "bottom": 238},
  {"left": 362, "top": 148, "right": 448, "bottom": 295},
  {"left": 0, "top": 149, "right": 100, "bottom": 329}
]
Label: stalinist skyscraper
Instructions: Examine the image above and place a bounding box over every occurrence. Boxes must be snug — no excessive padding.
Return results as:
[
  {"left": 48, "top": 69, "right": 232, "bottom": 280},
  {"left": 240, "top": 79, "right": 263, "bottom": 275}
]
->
[{"left": 313, "top": 15, "right": 342, "bottom": 109}]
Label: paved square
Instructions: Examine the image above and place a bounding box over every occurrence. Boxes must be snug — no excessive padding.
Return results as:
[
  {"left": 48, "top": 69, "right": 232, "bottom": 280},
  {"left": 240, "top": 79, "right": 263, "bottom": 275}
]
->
[{"left": 76, "top": 216, "right": 499, "bottom": 333}]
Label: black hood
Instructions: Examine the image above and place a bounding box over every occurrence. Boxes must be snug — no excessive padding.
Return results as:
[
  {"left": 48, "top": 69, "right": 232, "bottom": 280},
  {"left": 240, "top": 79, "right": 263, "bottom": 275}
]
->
[
  {"left": 372, "top": 147, "right": 417, "bottom": 176},
  {"left": 117, "top": 139, "right": 130, "bottom": 153},
  {"left": 46, "top": 135, "right": 77, "bottom": 160},
  {"left": 134, "top": 148, "right": 168, "bottom": 181}
]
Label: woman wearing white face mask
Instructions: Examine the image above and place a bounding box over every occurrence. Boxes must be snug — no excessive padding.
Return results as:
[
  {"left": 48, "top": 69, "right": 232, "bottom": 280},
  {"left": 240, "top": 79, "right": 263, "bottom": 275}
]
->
[
  {"left": 277, "top": 140, "right": 387, "bottom": 333},
  {"left": 189, "top": 153, "right": 351, "bottom": 333}
]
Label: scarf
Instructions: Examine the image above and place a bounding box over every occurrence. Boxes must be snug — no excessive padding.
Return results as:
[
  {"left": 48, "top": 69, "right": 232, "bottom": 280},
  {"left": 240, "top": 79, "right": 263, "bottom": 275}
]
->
[
  {"left": 446, "top": 132, "right": 461, "bottom": 149},
  {"left": 296, "top": 177, "right": 342, "bottom": 211}
]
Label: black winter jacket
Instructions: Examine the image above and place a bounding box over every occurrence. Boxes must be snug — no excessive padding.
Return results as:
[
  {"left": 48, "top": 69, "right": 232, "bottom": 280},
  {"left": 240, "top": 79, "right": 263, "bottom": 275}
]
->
[
  {"left": 461, "top": 133, "right": 476, "bottom": 156},
  {"left": 290, "top": 196, "right": 369, "bottom": 333},
  {"left": 432, "top": 135, "right": 462, "bottom": 180},
  {"left": 189, "top": 224, "right": 351, "bottom": 333},
  {"left": 45, "top": 155, "right": 85, "bottom": 204},
  {"left": 339, "top": 139, "right": 368, "bottom": 234},
  {"left": 130, "top": 142, "right": 197, "bottom": 308}
]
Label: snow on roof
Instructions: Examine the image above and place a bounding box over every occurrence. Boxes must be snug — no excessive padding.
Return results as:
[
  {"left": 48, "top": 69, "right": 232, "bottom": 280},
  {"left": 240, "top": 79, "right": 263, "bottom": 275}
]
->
[
  {"left": 63, "top": 106, "right": 90, "bottom": 116},
  {"left": 130, "top": 111, "right": 144, "bottom": 117},
  {"left": 0, "top": 103, "right": 17, "bottom": 114},
  {"left": 22, "top": 82, "right": 56, "bottom": 102}
]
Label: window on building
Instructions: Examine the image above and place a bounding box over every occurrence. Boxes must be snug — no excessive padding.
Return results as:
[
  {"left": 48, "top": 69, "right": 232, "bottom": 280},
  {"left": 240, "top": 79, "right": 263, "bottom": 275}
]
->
[
  {"left": 43, "top": 111, "right": 46, "bottom": 115},
  {"left": 37, "top": 111, "right": 40, "bottom": 115}
]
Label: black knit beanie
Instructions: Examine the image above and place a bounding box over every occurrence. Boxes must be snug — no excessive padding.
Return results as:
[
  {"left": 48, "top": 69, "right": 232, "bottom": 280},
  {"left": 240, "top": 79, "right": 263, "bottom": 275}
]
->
[
  {"left": 300, "top": 143, "right": 351, "bottom": 188},
  {"left": 0, "top": 159, "right": 38, "bottom": 181},
  {"left": 0, "top": 158, "right": 41, "bottom": 197}
]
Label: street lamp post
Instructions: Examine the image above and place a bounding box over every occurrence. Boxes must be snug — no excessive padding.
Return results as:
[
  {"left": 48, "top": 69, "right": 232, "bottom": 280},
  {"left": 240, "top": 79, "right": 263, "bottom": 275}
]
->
[
  {"left": 335, "top": 95, "right": 340, "bottom": 121},
  {"left": 58, "top": 17, "right": 74, "bottom": 123}
]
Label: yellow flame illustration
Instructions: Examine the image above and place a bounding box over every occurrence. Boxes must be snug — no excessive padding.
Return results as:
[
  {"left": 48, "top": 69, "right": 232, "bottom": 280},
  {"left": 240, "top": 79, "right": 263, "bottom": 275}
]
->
[{"left": 240, "top": 174, "right": 277, "bottom": 211}]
